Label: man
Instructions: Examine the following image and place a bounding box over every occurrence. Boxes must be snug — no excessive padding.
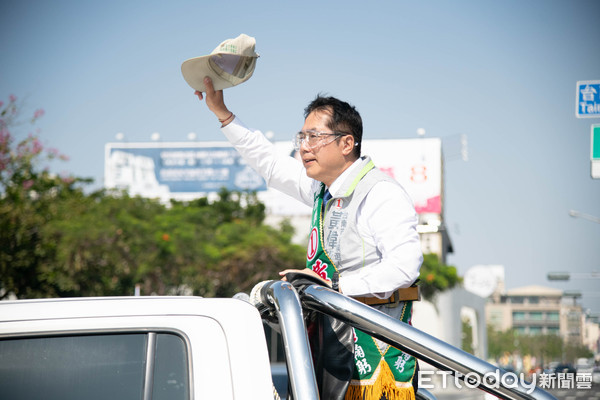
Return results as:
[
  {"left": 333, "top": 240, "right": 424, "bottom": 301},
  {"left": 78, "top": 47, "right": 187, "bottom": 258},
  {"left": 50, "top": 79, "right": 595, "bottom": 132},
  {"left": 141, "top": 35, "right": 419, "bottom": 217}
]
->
[{"left": 196, "top": 77, "right": 423, "bottom": 400}]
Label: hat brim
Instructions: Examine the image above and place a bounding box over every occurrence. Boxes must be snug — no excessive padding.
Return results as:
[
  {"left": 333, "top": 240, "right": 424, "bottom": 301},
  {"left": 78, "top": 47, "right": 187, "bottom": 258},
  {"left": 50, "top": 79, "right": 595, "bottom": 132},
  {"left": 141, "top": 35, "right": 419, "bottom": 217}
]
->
[{"left": 181, "top": 55, "right": 256, "bottom": 92}]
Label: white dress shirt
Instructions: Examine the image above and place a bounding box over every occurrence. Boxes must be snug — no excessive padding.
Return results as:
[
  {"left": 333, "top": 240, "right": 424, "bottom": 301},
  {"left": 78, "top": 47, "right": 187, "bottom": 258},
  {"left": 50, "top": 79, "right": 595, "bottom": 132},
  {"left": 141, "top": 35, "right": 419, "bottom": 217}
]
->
[{"left": 222, "top": 117, "right": 422, "bottom": 298}]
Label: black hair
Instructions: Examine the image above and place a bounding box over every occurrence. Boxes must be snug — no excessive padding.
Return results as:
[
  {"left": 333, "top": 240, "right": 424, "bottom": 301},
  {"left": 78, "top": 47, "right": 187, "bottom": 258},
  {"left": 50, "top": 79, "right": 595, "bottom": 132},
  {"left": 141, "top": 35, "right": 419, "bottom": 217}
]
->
[{"left": 304, "top": 94, "right": 362, "bottom": 157}]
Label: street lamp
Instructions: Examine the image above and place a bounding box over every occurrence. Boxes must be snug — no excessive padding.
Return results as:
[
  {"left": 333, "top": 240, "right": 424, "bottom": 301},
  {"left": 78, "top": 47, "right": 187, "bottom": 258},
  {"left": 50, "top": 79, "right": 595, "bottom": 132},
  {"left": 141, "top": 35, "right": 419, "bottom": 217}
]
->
[
  {"left": 547, "top": 271, "right": 600, "bottom": 281},
  {"left": 547, "top": 272, "right": 571, "bottom": 281}
]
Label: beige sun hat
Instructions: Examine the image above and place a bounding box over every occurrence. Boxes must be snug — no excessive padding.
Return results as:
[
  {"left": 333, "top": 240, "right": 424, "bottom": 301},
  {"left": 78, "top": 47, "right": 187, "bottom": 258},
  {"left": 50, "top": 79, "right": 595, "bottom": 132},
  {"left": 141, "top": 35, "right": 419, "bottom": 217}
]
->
[{"left": 181, "top": 34, "right": 259, "bottom": 92}]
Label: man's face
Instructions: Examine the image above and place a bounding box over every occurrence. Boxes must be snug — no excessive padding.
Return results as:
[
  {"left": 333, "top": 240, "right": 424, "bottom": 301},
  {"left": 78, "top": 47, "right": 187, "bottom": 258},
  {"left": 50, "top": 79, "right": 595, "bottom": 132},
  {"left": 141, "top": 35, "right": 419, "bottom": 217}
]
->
[{"left": 300, "top": 111, "right": 352, "bottom": 187}]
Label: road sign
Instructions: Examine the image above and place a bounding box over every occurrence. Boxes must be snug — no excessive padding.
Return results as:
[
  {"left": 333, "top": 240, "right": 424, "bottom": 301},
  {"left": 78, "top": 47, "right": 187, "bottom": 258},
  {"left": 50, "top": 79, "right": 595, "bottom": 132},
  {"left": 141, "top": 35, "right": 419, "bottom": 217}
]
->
[
  {"left": 576, "top": 80, "right": 600, "bottom": 118},
  {"left": 592, "top": 124, "right": 600, "bottom": 179}
]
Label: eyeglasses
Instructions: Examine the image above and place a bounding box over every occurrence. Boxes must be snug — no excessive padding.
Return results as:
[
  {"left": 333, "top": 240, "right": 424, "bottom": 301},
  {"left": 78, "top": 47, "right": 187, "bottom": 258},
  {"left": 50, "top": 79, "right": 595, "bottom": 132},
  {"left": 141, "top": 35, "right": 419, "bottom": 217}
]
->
[{"left": 293, "top": 130, "right": 352, "bottom": 150}]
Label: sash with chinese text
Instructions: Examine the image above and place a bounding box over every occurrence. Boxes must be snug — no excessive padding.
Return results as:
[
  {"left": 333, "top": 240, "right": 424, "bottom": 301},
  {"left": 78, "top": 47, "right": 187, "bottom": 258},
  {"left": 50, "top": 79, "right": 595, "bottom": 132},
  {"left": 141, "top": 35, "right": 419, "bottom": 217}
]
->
[{"left": 306, "top": 184, "right": 416, "bottom": 400}]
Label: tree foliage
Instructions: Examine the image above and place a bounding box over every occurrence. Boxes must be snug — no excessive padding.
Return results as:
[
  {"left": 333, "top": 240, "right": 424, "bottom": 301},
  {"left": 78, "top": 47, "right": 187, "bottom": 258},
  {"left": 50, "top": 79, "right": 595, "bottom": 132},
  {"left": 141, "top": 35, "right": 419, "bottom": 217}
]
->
[
  {"left": 0, "top": 96, "right": 305, "bottom": 299},
  {"left": 1, "top": 95, "right": 89, "bottom": 298},
  {"left": 462, "top": 318, "right": 475, "bottom": 354},
  {"left": 487, "top": 326, "right": 593, "bottom": 366},
  {"left": 418, "top": 253, "right": 461, "bottom": 301}
]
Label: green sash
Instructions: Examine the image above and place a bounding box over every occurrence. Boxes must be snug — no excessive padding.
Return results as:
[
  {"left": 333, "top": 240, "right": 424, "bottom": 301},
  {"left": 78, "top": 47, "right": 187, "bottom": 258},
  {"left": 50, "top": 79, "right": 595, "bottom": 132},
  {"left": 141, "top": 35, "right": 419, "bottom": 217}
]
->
[{"left": 306, "top": 183, "right": 416, "bottom": 400}]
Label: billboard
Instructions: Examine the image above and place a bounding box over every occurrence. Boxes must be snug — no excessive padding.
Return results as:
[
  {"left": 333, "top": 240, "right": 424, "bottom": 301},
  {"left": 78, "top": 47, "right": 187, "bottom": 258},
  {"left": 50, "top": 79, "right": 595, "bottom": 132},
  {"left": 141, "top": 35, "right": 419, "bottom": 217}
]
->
[
  {"left": 362, "top": 138, "right": 442, "bottom": 215},
  {"left": 104, "top": 138, "right": 442, "bottom": 217},
  {"left": 104, "top": 142, "right": 266, "bottom": 200}
]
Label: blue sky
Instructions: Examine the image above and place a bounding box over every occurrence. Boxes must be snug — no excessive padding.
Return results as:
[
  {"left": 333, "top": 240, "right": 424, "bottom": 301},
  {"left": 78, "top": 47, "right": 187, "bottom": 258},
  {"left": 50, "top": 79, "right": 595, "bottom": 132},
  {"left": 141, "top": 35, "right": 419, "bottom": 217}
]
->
[{"left": 2, "top": 0, "right": 599, "bottom": 314}]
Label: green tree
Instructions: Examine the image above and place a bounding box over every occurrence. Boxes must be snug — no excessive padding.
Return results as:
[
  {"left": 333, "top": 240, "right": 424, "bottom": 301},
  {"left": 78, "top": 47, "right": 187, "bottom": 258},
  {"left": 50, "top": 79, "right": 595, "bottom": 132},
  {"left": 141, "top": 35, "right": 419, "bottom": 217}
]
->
[
  {"left": 487, "top": 326, "right": 570, "bottom": 366},
  {"left": 487, "top": 326, "right": 519, "bottom": 360},
  {"left": 41, "top": 187, "right": 305, "bottom": 298},
  {"left": 562, "top": 341, "right": 593, "bottom": 364},
  {"left": 41, "top": 190, "right": 163, "bottom": 296},
  {"left": 165, "top": 189, "right": 304, "bottom": 297},
  {"left": 524, "top": 333, "right": 563, "bottom": 364},
  {"left": 418, "top": 253, "right": 461, "bottom": 300},
  {"left": 0, "top": 95, "right": 90, "bottom": 298},
  {"left": 462, "top": 318, "right": 475, "bottom": 354}
]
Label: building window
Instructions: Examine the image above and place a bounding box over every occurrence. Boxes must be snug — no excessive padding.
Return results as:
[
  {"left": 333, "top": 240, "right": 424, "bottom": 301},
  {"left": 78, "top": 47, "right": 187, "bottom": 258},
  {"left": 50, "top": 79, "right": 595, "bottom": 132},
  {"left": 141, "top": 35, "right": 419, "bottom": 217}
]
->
[
  {"left": 528, "top": 297, "right": 539, "bottom": 304},
  {"left": 529, "top": 326, "right": 542, "bottom": 335},
  {"left": 513, "top": 311, "right": 526, "bottom": 321},
  {"left": 546, "top": 311, "right": 559, "bottom": 321},
  {"left": 540, "top": 296, "right": 560, "bottom": 305},
  {"left": 529, "top": 312, "right": 543, "bottom": 321},
  {"left": 488, "top": 311, "right": 502, "bottom": 325},
  {"left": 567, "top": 311, "right": 580, "bottom": 321},
  {"left": 547, "top": 327, "right": 560, "bottom": 335},
  {"left": 515, "top": 326, "right": 527, "bottom": 335},
  {"left": 511, "top": 296, "right": 524, "bottom": 304}
]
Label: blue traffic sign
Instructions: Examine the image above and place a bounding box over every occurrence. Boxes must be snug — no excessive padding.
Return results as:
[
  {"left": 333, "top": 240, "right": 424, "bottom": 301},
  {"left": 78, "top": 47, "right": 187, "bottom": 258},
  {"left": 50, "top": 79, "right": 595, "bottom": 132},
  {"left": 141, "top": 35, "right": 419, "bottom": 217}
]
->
[{"left": 576, "top": 80, "right": 600, "bottom": 118}]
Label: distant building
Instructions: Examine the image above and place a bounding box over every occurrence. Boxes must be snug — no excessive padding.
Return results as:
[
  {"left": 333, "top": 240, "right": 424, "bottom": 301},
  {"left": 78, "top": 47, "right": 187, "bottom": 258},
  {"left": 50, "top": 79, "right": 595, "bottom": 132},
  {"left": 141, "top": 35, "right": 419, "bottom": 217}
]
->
[
  {"left": 462, "top": 265, "right": 600, "bottom": 359},
  {"left": 486, "top": 285, "right": 563, "bottom": 337},
  {"left": 484, "top": 282, "right": 600, "bottom": 354}
]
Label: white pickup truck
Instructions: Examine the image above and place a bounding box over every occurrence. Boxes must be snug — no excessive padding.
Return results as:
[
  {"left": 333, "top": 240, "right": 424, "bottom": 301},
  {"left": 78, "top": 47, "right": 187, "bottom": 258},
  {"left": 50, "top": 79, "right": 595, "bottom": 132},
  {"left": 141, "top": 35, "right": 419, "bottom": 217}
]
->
[
  {"left": 0, "top": 280, "right": 557, "bottom": 400},
  {"left": 0, "top": 296, "right": 276, "bottom": 400}
]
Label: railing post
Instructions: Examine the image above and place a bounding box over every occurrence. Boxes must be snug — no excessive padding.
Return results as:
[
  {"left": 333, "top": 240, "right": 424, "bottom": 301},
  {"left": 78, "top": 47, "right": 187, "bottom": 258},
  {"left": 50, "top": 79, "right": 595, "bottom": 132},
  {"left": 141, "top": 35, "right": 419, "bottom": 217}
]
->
[{"left": 252, "top": 280, "right": 320, "bottom": 400}]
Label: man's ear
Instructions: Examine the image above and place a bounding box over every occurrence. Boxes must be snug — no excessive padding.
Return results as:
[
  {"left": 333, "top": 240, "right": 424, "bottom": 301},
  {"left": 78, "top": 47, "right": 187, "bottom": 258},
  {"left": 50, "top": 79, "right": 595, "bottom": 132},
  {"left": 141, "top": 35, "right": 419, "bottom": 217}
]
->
[{"left": 341, "top": 135, "right": 355, "bottom": 156}]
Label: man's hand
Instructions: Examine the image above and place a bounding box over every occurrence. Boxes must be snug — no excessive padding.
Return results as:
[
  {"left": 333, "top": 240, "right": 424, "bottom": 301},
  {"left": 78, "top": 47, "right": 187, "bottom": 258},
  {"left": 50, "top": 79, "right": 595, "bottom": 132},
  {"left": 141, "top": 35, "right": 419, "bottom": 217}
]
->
[
  {"left": 194, "top": 77, "right": 231, "bottom": 121},
  {"left": 279, "top": 268, "right": 332, "bottom": 288}
]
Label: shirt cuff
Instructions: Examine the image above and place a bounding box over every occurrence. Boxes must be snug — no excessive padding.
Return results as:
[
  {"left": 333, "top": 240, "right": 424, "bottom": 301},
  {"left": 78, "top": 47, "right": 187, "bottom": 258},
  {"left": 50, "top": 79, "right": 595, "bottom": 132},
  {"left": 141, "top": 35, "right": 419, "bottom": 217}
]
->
[{"left": 220, "top": 116, "right": 247, "bottom": 144}]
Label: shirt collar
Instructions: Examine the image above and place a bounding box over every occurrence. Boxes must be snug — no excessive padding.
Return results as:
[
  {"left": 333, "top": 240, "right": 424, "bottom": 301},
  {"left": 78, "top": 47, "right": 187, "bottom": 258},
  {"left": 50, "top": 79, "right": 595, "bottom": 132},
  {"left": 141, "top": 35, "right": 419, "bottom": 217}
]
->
[{"left": 327, "top": 156, "right": 365, "bottom": 196}]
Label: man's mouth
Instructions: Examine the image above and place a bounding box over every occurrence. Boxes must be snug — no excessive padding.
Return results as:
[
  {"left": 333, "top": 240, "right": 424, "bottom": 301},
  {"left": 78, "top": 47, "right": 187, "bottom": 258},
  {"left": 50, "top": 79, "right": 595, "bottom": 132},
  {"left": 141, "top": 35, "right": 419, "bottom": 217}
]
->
[{"left": 302, "top": 157, "right": 316, "bottom": 167}]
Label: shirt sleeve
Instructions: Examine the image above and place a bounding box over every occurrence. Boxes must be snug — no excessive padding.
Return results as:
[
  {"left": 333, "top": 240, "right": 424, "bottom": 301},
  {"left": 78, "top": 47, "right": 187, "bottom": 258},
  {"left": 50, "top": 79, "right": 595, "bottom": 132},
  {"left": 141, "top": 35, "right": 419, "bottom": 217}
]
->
[
  {"left": 338, "top": 181, "right": 423, "bottom": 298},
  {"left": 221, "top": 117, "right": 316, "bottom": 206}
]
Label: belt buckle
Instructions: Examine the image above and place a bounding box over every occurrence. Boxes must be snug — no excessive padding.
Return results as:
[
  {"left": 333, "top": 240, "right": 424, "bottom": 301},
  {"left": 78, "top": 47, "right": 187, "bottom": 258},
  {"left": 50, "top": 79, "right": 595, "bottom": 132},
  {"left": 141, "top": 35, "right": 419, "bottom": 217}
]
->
[{"left": 386, "top": 290, "right": 401, "bottom": 308}]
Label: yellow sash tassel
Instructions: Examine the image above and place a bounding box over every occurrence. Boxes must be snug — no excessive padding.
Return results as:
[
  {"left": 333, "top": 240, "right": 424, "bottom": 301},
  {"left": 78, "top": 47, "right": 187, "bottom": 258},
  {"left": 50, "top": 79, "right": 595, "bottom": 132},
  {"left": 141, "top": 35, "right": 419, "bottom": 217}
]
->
[{"left": 345, "top": 361, "right": 415, "bottom": 400}]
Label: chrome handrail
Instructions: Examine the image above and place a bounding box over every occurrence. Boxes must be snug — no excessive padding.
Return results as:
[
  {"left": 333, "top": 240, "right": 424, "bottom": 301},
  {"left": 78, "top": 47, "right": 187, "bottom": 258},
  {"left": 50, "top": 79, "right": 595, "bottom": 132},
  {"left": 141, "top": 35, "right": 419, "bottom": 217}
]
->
[
  {"left": 299, "top": 285, "right": 557, "bottom": 400},
  {"left": 253, "top": 280, "right": 320, "bottom": 400}
]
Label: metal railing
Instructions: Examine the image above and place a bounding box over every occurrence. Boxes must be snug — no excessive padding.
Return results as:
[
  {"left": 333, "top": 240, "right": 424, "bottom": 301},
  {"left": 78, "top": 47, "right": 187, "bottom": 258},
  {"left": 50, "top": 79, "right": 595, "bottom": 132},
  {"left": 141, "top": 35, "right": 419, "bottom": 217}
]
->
[
  {"left": 253, "top": 280, "right": 558, "bottom": 400},
  {"left": 301, "top": 284, "right": 557, "bottom": 400}
]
